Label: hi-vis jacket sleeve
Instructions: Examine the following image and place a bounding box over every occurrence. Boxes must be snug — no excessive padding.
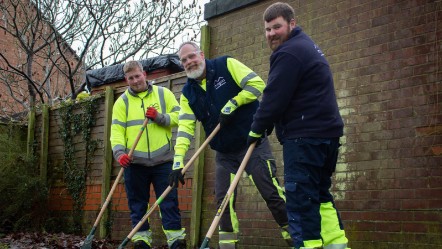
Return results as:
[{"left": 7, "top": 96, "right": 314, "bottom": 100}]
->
[
  {"left": 174, "top": 93, "right": 196, "bottom": 157},
  {"left": 162, "top": 87, "right": 180, "bottom": 127},
  {"left": 110, "top": 96, "right": 129, "bottom": 160},
  {"left": 226, "top": 57, "right": 265, "bottom": 106}
]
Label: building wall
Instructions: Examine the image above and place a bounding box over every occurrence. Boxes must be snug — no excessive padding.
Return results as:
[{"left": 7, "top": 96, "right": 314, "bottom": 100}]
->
[
  {"left": 31, "top": 0, "right": 441, "bottom": 248},
  {"left": 0, "top": 0, "right": 82, "bottom": 119},
  {"left": 34, "top": 72, "right": 196, "bottom": 245},
  {"left": 202, "top": 0, "right": 442, "bottom": 248}
]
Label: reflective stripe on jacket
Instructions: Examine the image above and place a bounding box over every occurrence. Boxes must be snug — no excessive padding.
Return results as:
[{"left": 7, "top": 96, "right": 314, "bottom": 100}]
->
[
  {"left": 111, "top": 83, "right": 179, "bottom": 166},
  {"left": 175, "top": 57, "right": 264, "bottom": 155}
]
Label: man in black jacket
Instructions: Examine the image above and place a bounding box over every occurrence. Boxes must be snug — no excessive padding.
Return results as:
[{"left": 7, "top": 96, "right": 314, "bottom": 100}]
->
[
  {"left": 248, "top": 2, "right": 350, "bottom": 249},
  {"left": 169, "top": 42, "right": 293, "bottom": 248}
]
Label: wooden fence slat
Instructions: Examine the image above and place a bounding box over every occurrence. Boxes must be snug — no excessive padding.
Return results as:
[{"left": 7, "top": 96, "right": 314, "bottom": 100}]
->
[
  {"left": 27, "top": 108, "right": 36, "bottom": 157},
  {"left": 100, "top": 86, "right": 115, "bottom": 238},
  {"left": 190, "top": 24, "right": 211, "bottom": 248},
  {"left": 39, "top": 104, "right": 49, "bottom": 182}
]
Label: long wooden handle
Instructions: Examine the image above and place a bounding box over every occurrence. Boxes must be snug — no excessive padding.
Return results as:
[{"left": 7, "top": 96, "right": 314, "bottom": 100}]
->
[
  {"left": 128, "top": 118, "right": 149, "bottom": 158},
  {"left": 199, "top": 142, "right": 256, "bottom": 249},
  {"left": 119, "top": 124, "right": 221, "bottom": 247},
  {"left": 92, "top": 118, "right": 149, "bottom": 227}
]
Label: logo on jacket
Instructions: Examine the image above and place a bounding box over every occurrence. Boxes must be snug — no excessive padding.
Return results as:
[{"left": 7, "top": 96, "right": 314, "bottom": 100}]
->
[
  {"left": 214, "top": 77, "right": 226, "bottom": 89},
  {"left": 314, "top": 44, "right": 324, "bottom": 57}
]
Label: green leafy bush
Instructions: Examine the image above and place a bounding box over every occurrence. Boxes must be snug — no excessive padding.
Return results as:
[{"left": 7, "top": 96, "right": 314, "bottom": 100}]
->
[{"left": 0, "top": 124, "right": 49, "bottom": 233}]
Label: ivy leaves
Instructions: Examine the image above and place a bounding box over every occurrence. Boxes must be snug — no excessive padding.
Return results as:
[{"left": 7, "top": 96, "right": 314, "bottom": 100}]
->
[{"left": 58, "top": 98, "right": 100, "bottom": 233}]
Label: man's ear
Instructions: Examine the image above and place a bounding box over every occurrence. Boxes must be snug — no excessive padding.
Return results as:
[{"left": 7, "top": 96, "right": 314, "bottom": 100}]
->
[
  {"left": 290, "top": 18, "right": 296, "bottom": 29},
  {"left": 200, "top": 50, "right": 205, "bottom": 60}
]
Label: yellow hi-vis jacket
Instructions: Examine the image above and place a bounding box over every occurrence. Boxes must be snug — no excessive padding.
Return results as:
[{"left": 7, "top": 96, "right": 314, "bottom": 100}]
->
[
  {"left": 174, "top": 57, "right": 265, "bottom": 157},
  {"left": 111, "top": 83, "right": 180, "bottom": 166}
]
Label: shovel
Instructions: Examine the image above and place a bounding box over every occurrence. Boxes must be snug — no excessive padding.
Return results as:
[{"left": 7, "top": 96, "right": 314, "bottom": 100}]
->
[
  {"left": 199, "top": 142, "right": 256, "bottom": 249},
  {"left": 81, "top": 118, "right": 149, "bottom": 249},
  {"left": 117, "top": 124, "right": 221, "bottom": 248}
]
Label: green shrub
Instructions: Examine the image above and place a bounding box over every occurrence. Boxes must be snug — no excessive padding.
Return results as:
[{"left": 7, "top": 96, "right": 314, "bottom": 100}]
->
[
  {"left": 0, "top": 124, "right": 49, "bottom": 233},
  {"left": 44, "top": 216, "right": 76, "bottom": 234}
]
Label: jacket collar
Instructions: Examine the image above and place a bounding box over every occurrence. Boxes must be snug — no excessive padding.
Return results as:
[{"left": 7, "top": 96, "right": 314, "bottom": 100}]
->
[
  {"left": 272, "top": 26, "right": 303, "bottom": 54},
  {"left": 127, "top": 81, "right": 152, "bottom": 97},
  {"left": 187, "top": 59, "right": 213, "bottom": 85},
  {"left": 289, "top": 26, "right": 302, "bottom": 39}
]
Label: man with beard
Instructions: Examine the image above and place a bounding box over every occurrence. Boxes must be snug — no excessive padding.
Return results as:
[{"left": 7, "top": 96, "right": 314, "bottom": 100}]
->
[
  {"left": 168, "top": 41, "right": 293, "bottom": 248},
  {"left": 110, "top": 61, "right": 186, "bottom": 249},
  {"left": 247, "top": 2, "right": 350, "bottom": 249}
]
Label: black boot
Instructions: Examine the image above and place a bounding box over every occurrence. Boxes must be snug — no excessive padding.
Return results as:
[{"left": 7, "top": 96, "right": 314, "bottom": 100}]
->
[
  {"left": 133, "top": 240, "right": 151, "bottom": 249},
  {"left": 170, "top": 239, "right": 186, "bottom": 249}
]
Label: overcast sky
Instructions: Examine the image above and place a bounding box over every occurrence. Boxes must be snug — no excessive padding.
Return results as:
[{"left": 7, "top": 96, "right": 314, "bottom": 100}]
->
[{"left": 174, "top": 0, "right": 210, "bottom": 49}]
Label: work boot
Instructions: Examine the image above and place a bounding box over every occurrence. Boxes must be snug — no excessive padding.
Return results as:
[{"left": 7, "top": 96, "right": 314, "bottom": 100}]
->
[
  {"left": 170, "top": 239, "right": 186, "bottom": 249},
  {"left": 217, "top": 244, "right": 238, "bottom": 249},
  {"left": 133, "top": 240, "right": 151, "bottom": 249}
]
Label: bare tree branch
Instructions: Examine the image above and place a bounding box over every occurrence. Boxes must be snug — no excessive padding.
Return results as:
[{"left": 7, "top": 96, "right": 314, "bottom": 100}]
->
[{"left": 0, "top": 0, "right": 203, "bottom": 118}]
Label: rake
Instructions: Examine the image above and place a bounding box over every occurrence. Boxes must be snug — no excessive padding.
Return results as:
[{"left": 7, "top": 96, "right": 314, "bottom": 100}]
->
[
  {"left": 81, "top": 118, "right": 149, "bottom": 249},
  {"left": 199, "top": 142, "right": 256, "bottom": 249},
  {"left": 117, "top": 124, "right": 221, "bottom": 248}
]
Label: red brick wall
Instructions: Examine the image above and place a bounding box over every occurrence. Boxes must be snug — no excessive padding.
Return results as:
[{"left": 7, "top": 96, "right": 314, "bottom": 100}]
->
[
  {"left": 107, "top": 180, "right": 194, "bottom": 241},
  {"left": 33, "top": 0, "right": 442, "bottom": 248},
  {"left": 49, "top": 180, "right": 194, "bottom": 240},
  {"left": 0, "top": 0, "right": 82, "bottom": 118},
  {"left": 205, "top": 0, "right": 441, "bottom": 248},
  {"left": 37, "top": 72, "right": 195, "bottom": 246}
]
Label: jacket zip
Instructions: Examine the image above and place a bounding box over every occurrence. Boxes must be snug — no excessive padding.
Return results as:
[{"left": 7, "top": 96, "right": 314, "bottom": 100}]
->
[{"left": 141, "top": 99, "right": 151, "bottom": 159}]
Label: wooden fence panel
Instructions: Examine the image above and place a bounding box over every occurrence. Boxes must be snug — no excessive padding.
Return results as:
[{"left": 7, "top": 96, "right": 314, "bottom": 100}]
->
[{"left": 33, "top": 71, "right": 200, "bottom": 246}]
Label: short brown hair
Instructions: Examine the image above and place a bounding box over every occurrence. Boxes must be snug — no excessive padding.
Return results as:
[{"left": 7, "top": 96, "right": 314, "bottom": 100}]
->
[
  {"left": 263, "top": 2, "right": 295, "bottom": 23},
  {"left": 123, "top": 60, "right": 143, "bottom": 75}
]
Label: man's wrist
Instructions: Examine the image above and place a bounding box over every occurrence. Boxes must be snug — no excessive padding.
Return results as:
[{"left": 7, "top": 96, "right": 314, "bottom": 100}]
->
[
  {"left": 249, "top": 131, "right": 262, "bottom": 138},
  {"left": 230, "top": 98, "right": 238, "bottom": 106},
  {"left": 221, "top": 99, "right": 238, "bottom": 115},
  {"left": 173, "top": 155, "right": 184, "bottom": 170}
]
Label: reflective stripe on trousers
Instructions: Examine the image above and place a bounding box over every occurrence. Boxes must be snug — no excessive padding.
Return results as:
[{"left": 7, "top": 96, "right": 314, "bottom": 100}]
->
[
  {"left": 131, "top": 230, "right": 152, "bottom": 246},
  {"left": 215, "top": 138, "right": 289, "bottom": 231},
  {"left": 299, "top": 245, "right": 350, "bottom": 249},
  {"left": 124, "top": 162, "right": 185, "bottom": 247},
  {"left": 281, "top": 224, "right": 295, "bottom": 247},
  {"left": 163, "top": 228, "right": 186, "bottom": 248},
  {"left": 321, "top": 202, "right": 348, "bottom": 247},
  {"left": 283, "top": 138, "right": 349, "bottom": 249},
  {"left": 219, "top": 231, "right": 238, "bottom": 249}
]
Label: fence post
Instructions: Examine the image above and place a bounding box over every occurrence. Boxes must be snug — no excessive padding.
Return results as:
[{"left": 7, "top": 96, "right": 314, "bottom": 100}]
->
[
  {"left": 39, "top": 104, "right": 49, "bottom": 182},
  {"left": 27, "top": 107, "right": 36, "bottom": 157},
  {"left": 190, "top": 24, "right": 211, "bottom": 248},
  {"left": 100, "top": 86, "right": 115, "bottom": 238}
]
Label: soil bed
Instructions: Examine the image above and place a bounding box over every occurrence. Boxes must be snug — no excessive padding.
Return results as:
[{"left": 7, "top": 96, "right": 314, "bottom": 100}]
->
[{"left": 0, "top": 232, "right": 169, "bottom": 249}]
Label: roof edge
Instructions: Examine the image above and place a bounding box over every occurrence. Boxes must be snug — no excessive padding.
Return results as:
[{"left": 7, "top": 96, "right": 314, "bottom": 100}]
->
[{"left": 204, "top": 0, "right": 261, "bottom": 20}]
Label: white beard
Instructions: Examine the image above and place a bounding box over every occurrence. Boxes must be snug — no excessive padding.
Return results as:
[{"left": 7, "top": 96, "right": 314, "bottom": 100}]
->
[{"left": 186, "top": 62, "right": 205, "bottom": 79}]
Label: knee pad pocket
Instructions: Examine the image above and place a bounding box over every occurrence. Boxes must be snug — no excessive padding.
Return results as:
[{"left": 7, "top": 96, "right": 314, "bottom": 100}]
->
[{"left": 285, "top": 176, "right": 311, "bottom": 212}]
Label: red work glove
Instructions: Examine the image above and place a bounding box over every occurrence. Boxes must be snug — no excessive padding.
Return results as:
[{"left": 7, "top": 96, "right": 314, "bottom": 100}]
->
[
  {"left": 117, "top": 154, "right": 131, "bottom": 168},
  {"left": 145, "top": 107, "right": 158, "bottom": 120}
]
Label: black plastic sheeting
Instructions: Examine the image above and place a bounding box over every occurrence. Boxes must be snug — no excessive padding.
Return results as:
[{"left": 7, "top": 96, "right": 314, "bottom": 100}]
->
[{"left": 85, "top": 54, "right": 183, "bottom": 89}]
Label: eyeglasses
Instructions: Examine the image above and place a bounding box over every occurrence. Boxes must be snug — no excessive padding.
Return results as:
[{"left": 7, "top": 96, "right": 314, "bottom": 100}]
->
[{"left": 179, "top": 51, "right": 201, "bottom": 64}]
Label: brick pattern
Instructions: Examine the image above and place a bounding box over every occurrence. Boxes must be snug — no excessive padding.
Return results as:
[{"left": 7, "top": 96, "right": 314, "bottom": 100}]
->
[
  {"left": 33, "top": 0, "right": 442, "bottom": 248},
  {"left": 0, "top": 0, "right": 82, "bottom": 118},
  {"left": 206, "top": 0, "right": 441, "bottom": 248},
  {"left": 38, "top": 72, "right": 196, "bottom": 247},
  {"left": 105, "top": 179, "right": 194, "bottom": 242}
]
